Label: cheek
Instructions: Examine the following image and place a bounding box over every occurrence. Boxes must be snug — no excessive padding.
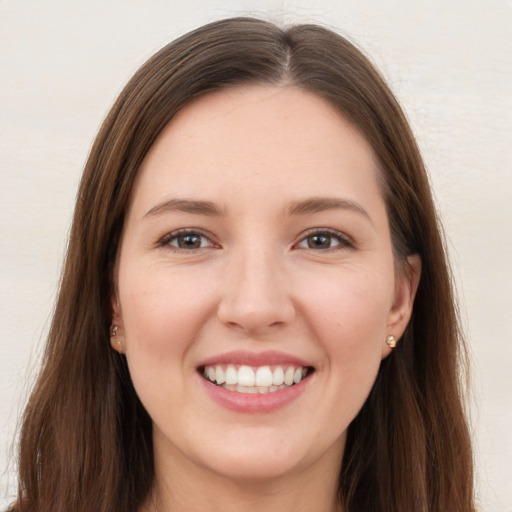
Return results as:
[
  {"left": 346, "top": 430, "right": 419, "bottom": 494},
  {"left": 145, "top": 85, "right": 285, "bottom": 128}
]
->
[
  {"left": 119, "top": 265, "right": 217, "bottom": 360},
  {"left": 302, "top": 265, "right": 393, "bottom": 339},
  {"left": 118, "top": 266, "right": 219, "bottom": 421},
  {"left": 310, "top": 270, "right": 392, "bottom": 423},
  {"left": 298, "top": 264, "right": 393, "bottom": 378}
]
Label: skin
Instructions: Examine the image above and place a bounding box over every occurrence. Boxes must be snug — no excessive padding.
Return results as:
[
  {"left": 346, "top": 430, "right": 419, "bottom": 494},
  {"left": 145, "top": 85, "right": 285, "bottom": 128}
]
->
[{"left": 111, "top": 86, "right": 420, "bottom": 512}]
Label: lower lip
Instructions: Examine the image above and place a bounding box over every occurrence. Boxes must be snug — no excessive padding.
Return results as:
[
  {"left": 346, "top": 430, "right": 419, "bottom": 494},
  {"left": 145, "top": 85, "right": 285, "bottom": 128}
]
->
[{"left": 199, "top": 375, "right": 310, "bottom": 414}]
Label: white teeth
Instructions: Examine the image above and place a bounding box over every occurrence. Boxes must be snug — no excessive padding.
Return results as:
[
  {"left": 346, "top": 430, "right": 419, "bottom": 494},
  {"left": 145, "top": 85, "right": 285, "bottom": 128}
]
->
[
  {"left": 236, "top": 384, "right": 257, "bottom": 393},
  {"left": 225, "top": 365, "right": 237, "bottom": 385},
  {"left": 284, "top": 367, "right": 295, "bottom": 386},
  {"left": 255, "top": 366, "right": 273, "bottom": 387},
  {"left": 203, "top": 363, "right": 311, "bottom": 393},
  {"left": 272, "top": 366, "right": 284, "bottom": 385},
  {"left": 238, "top": 366, "right": 255, "bottom": 386},
  {"left": 215, "top": 365, "right": 225, "bottom": 385}
]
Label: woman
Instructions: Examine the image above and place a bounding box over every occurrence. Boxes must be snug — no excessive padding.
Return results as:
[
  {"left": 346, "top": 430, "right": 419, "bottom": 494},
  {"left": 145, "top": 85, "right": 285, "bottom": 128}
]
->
[{"left": 11, "top": 17, "right": 475, "bottom": 512}]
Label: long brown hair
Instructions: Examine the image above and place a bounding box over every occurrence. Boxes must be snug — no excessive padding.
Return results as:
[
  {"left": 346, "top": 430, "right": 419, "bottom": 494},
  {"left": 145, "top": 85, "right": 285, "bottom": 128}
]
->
[{"left": 13, "top": 17, "right": 475, "bottom": 512}]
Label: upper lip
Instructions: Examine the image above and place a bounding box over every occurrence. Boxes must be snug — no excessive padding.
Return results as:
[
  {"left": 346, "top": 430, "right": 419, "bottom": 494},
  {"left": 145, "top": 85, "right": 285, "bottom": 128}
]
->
[{"left": 198, "top": 350, "right": 312, "bottom": 368}]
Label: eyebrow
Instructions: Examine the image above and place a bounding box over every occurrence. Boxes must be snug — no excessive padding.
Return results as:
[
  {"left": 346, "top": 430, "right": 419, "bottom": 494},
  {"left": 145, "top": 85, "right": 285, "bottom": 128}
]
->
[
  {"left": 144, "top": 198, "right": 225, "bottom": 218},
  {"left": 143, "top": 196, "right": 371, "bottom": 222},
  {"left": 285, "top": 196, "right": 372, "bottom": 222}
]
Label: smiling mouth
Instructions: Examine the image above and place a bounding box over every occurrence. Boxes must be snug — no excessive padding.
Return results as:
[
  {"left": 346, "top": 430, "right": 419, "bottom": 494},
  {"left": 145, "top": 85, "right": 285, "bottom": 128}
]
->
[{"left": 200, "top": 364, "right": 314, "bottom": 394}]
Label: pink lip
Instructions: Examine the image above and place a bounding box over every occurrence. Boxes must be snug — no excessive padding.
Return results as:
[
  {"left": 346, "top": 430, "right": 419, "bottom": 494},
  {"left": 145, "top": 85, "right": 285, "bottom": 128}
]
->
[
  {"left": 198, "top": 350, "right": 312, "bottom": 368},
  {"left": 197, "top": 350, "right": 314, "bottom": 414},
  {"left": 199, "top": 375, "right": 311, "bottom": 414}
]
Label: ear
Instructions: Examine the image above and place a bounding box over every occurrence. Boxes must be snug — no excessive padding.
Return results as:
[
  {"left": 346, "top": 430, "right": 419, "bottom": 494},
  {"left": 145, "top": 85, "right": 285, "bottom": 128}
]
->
[
  {"left": 382, "top": 254, "right": 421, "bottom": 357},
  {"left": 110, "top": 288, "right": 125, "bottom": 354}
]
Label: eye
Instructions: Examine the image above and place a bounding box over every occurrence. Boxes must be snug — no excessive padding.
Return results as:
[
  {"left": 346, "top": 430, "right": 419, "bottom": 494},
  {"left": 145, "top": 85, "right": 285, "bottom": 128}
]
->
[
  {"left": 158, "top": 229, "right": 216, "bottom": 251},
  {"left": 296, "top": 229, "right": 353, "bottom": 250}
]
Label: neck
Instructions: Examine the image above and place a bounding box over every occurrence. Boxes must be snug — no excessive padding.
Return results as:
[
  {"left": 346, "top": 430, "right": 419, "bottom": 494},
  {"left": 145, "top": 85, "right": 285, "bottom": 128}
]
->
[{"left": 141, "top": 440, "right": 344, "bottom": 512}]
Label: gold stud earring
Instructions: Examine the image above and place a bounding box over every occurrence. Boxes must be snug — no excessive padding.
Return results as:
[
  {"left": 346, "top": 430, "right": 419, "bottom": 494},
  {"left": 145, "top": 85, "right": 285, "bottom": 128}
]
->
[{"left": 386, "top": 335, "right": 397, "bottom": 348}]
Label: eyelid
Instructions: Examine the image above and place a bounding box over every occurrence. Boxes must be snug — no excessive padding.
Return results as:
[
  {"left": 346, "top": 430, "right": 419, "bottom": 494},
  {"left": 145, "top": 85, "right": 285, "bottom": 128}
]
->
[
  {"left": 155, "top": 227, "right": 353, "bottom": 252},
  {"left": 294, "top": 228, "right": 354, "bottom": 250},
  {"left": 156, "top": 228, "right": 219, "bottom": 251}
]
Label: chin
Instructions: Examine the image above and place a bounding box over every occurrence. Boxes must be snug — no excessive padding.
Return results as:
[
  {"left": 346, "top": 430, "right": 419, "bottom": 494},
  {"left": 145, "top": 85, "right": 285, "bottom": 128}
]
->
[
  {"left": 202, "top": 447, "right": 305, "bottom": 483},
  {"left": 189, "top": 424, "right": 342, "bottom": 484}
]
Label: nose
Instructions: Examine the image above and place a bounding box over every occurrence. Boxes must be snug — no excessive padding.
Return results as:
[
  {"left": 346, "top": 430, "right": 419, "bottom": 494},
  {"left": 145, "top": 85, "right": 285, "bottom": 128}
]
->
[{"left": 217, "top": 247, "right": 296, "bottom": 335}]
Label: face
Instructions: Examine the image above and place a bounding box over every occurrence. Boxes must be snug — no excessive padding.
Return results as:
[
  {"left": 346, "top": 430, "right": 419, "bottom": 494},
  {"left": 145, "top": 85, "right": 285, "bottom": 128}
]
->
[{"left": 112, "top": 86, "right": 419, "bottom": 483}]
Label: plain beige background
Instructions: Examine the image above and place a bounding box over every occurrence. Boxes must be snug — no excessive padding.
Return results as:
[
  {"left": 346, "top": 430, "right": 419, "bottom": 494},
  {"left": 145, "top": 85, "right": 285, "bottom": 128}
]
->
[{"left": 1, "top": 1, "right": 511, "bottom": 510}]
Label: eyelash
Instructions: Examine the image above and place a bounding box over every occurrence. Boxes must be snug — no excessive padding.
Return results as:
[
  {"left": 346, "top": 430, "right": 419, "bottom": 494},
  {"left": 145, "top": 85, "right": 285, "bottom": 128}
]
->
[
  {"left": 156, "top": 228, "right": 354, "bottom": 252},
  {"left": 294, "top": 228, "right": 354, "bottom": 251},
  {"left": 156, "top": 229, "right": 217, "bottom": 252}
]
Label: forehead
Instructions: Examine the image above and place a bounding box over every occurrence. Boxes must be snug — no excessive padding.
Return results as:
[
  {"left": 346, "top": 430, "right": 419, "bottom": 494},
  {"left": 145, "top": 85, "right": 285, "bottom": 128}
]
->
[{"left": 131, "top": 85, "right": 383, "bottom": 215}]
